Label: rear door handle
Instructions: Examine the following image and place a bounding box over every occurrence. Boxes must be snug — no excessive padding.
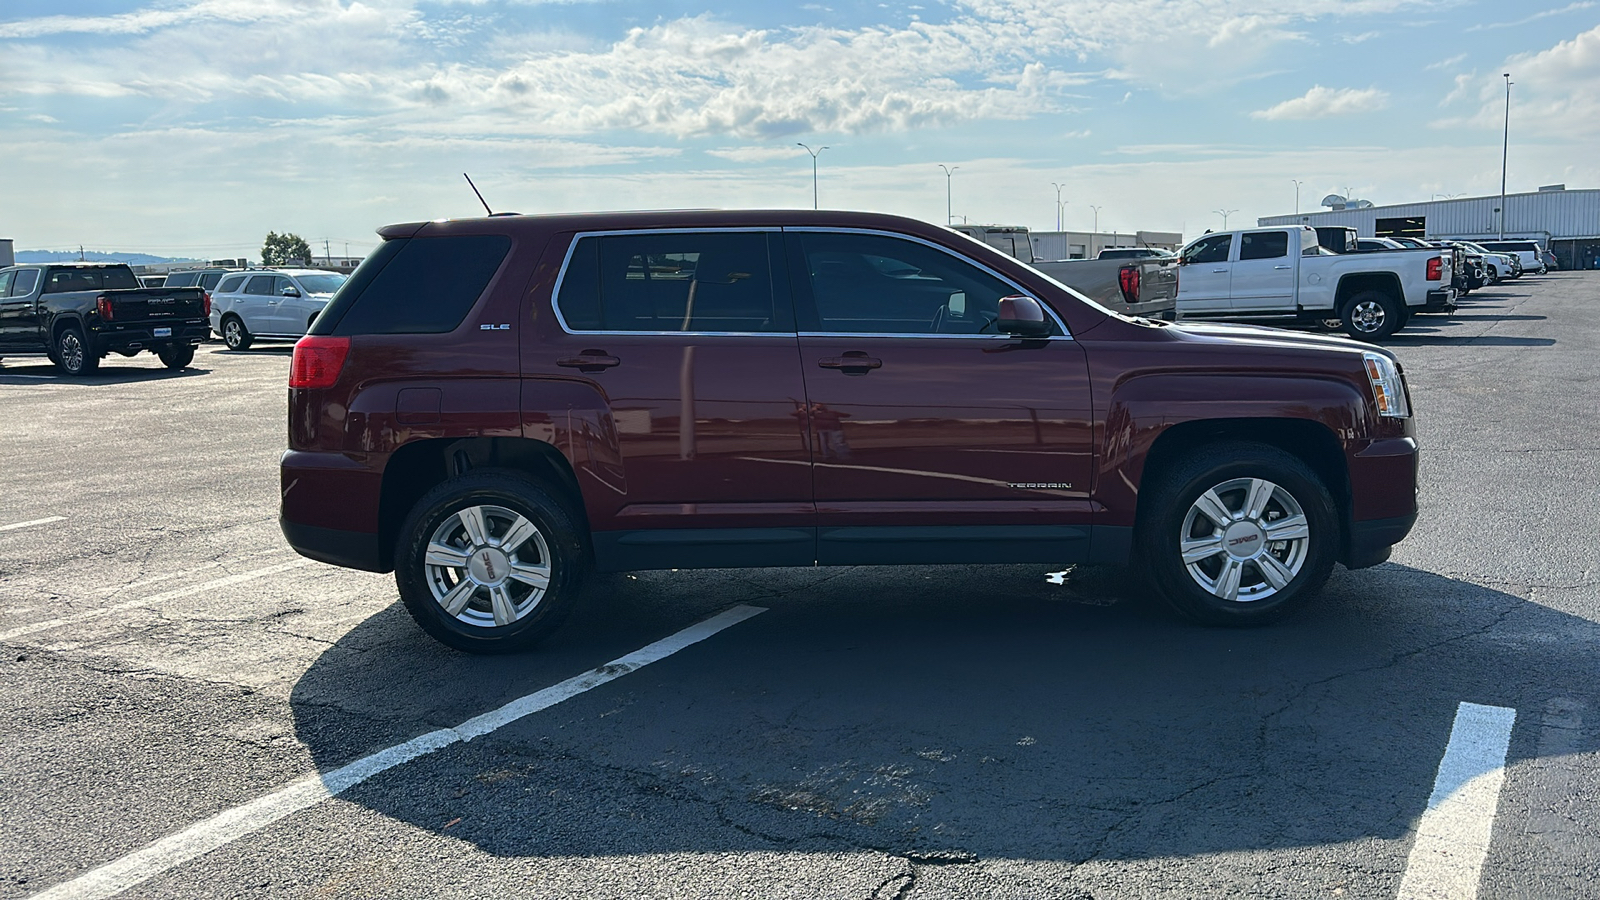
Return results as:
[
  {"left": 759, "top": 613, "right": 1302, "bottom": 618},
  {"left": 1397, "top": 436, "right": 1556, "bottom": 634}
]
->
[
  {"left": 1211, "top": 268, "right": 1228, "bottom": 273},
  {"left": 1273, "top": 265, "right": 1292, "bottom": 270},
  {"left": 557, "top": 351, "right": 620, "bottom": 372},
  {"left": 818, "top": 354, "right": 882, "bottom": 373}
]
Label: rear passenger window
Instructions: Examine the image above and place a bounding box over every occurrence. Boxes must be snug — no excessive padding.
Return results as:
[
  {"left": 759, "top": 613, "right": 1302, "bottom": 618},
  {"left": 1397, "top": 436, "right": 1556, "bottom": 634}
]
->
[
  {"left": 1239, "top": 232, "right": 1288, "bottom": 260},
  {"left": 0, "top": 272, "right": 12, "bottom": 297},
  {"left": 313, "top": 234, "right": 511, "bottom": 336},
  {"left": 244, "top": 276, "right": 275, "bottom": 295},
  {"left": 555, "top": 232, "right": 785, "bottom": 333},
  {"left": 12, "top": 270, "right": 38, "bottom": 295}
]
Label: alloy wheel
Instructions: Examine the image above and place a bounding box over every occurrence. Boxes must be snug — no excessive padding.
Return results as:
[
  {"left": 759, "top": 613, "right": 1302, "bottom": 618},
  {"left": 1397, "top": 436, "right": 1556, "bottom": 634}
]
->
[
  {"left": 1178, "top": 477, "right": 1310, "bottom": 603},
  {"left": 60, "top": 332, "right": 84, "bottom": 372},
  {"left": 1349, "top": 301, "right": 1385, "bottom": 334},
  {"left": 423, "top": 504, "right": 553, "bottom": 628}
]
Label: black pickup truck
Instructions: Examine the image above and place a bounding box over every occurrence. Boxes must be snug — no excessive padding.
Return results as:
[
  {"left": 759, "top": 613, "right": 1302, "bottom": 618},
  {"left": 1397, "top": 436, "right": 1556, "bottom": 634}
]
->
[{"left": 0, "top": 263, "right": 210, "bottom": 374}]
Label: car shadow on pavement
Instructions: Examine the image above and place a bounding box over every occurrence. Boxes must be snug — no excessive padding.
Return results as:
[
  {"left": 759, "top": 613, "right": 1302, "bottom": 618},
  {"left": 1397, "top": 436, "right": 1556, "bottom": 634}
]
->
[
  {"left": 0, "top": 362, "right": 213, "bottom": 384},
  {"left": 290, "top": 561, "right": 1599, "bottom": 866}
]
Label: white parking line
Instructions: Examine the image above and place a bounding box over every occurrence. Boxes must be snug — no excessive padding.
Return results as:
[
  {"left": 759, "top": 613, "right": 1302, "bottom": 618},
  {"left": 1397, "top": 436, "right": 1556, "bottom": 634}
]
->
[
  {"left": 0, "top": 559, "right": 312, "bottom": 644},
  {"left": 1396, "top": 701, "right": 1517, "bottom": 900},
  {"left": 28, "top": 604, "right": 767, "bottom": 900},
  {"left": 0, "top": 516, "right": 67, "bottom": 532}
]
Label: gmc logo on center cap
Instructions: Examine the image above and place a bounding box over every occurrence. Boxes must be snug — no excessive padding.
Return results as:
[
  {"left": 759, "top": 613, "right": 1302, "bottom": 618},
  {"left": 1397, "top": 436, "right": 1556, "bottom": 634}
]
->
[
  {"left": 479, "top": 551, "right": 498, "bottom": 579},
  {"left": 1228, "top": 534, "right": 1259, "bottom": 547}
]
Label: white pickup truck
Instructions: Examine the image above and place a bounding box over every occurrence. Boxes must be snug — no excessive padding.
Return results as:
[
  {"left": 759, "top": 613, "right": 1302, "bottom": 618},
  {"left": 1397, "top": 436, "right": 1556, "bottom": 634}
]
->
[{"left": 1177, "top": 226, "right": 1456, "bottom": 339}]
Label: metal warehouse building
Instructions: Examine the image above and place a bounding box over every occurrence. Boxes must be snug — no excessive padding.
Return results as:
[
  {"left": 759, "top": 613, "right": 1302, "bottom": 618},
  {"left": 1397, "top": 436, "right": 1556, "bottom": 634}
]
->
[{"left": 1258, "top": 187, "right": 1600, "bottom": 270}]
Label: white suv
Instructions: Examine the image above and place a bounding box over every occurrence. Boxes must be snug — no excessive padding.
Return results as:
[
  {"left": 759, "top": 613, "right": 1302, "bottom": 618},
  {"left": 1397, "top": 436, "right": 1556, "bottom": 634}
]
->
[
  {"left": 210, "top": 268, "right": 348, "bottom": 350},
  {"left": 1478, "top": 240, "right": 1548, "bottom": 275}
]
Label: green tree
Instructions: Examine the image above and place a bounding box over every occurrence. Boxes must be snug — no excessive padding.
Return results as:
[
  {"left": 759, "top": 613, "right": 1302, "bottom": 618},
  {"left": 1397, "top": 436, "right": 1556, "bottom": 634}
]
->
[{"left": 262, "top": 231, "right": 313, "bottom": 266}]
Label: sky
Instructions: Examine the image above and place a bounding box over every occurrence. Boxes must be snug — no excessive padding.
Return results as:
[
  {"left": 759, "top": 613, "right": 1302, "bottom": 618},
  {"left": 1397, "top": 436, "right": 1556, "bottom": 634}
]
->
[{"left": 1, "top": 0, "right": 1597, "bottom": 259}]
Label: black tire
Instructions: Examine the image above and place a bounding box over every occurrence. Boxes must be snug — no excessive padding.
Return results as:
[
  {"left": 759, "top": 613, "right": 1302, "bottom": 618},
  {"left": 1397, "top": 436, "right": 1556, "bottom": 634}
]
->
[
  {"left": 1340, "top": 289, "right": 1403, "bottom": 340},
  {"left": 394, "top": 470, "right": 588, "bottom": 653},
  {"left": 157, "top": 345, "right": 196, "bottom": 370},
  {"left": 1137, "top": 442, "right": 1339, "bottom": 626},
  {"left": 221, "top": 315, "right": 253, "bottom": 350},
  {"left": 55, "top": 326, "right": 100, "bottom": 376}
]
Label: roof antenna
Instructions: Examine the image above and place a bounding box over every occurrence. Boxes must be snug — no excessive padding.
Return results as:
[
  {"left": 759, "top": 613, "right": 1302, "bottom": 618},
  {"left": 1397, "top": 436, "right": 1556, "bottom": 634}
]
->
[{"left": 463, "top": 173, "right": 493, "bottom": 216}]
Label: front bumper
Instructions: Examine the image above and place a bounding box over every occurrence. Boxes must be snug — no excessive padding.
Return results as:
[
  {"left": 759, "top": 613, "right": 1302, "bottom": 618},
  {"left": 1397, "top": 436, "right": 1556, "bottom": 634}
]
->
[{"left": 1345, "top": 435, "right": 1419, "bottom": 568}]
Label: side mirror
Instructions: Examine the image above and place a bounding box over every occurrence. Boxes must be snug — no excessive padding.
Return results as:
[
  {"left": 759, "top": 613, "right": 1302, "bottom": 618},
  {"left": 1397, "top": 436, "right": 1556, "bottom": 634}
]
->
[
  {"left": 281, "top": 286, "right": 301, "bottom": 297},
  {"left": 996, "top": 295, "right": 1051, "bottom": 338}
]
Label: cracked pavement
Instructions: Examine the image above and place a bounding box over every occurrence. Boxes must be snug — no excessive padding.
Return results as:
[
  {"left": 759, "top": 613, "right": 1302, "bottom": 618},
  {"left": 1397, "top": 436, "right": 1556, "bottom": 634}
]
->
[{"left": 2, "top": 274, "right": 1599, "bottom": 898}]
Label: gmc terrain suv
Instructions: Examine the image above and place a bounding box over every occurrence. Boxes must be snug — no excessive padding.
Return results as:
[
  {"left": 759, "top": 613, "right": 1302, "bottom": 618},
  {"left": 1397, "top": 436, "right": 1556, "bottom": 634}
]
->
[{"left": 281, "top": 210, "right": 1419, "bottom": 653}]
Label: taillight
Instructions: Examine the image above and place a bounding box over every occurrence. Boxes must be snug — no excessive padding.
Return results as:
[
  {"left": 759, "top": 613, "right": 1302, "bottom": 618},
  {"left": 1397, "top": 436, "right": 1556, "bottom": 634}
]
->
[
  {"left": 202, "top": 290, "right": 212, "bottom": 317},
  {"left": 96, "top": 294, "right": 113, "bottom": 320},
  {"left": 1426, "top": 256, "right": 1442, "bottom": 281},
  {"left": 1118, "top": 265, "right": 1141, "bottom": 303},
  {"left": 289, "top": 336, "right": 350, "bottom": 389}
]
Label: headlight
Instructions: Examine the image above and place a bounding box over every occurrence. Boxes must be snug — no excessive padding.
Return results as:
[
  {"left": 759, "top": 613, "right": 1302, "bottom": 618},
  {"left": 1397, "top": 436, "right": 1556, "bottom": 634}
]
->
[{"left": 1362, "top": 352, "right": 1410, "bottom": 418}]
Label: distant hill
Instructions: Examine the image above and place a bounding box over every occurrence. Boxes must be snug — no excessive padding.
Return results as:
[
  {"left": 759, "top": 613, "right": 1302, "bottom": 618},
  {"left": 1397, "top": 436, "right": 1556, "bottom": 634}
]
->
[{"left": 15, "top": 250, "right": 201, "bottom": 266}]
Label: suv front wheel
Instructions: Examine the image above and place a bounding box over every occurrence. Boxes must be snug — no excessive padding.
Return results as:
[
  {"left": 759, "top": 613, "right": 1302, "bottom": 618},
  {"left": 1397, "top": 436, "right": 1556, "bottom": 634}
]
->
[
  {"left": 1139, "top": 442, "right": 1338, "bottom": 625},
  {"left": 395, "top": 470, "right": 587, "bottom": 653}
]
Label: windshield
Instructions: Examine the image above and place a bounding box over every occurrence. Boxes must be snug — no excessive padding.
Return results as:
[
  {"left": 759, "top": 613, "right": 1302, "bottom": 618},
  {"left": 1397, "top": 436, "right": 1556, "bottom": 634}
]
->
[{"left": 295, "top": 273, "right": 349, "bottom": 294}]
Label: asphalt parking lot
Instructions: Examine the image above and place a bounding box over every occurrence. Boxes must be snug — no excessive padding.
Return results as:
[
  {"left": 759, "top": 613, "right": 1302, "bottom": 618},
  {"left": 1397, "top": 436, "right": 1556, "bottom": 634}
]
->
[{"left": 3, "top": 273, "right": 1598, "bottom": 899}]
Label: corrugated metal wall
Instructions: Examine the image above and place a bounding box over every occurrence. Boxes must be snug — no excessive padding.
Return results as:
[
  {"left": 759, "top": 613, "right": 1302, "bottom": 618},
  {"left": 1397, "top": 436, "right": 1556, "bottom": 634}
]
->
[{"left": 1258, "top": 190, "right": 1600, "bottom": 241}]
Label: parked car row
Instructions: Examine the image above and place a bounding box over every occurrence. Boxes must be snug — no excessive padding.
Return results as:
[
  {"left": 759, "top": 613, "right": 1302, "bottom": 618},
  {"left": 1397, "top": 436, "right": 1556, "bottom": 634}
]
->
[
  {"left": 1173, "top": 225, "right": 1554, "bottom": 340},
  {"left": 0, "top": 261, "right": 348, "bottom": 374}
]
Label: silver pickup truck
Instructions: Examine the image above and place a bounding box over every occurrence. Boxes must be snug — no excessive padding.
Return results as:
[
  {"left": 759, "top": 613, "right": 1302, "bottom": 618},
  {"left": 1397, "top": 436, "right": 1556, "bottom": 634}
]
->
[{"left": 951, "top": 225, "right": 1178, "bottom": 320}]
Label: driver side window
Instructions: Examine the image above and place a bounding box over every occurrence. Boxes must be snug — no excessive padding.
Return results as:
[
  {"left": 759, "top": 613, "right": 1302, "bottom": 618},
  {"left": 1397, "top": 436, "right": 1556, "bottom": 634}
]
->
[{"left": 793, "top": 232, "right": 1049, "bottom": 335}]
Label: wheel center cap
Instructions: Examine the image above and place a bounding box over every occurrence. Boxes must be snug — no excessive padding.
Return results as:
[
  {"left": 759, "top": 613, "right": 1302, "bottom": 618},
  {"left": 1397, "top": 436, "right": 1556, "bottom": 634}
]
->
[
  {"left": 467, "top": 547, "right": 511, "bottom": 585},
  {"left": 1222, "top": 521, "right": 1266, "bottom": 559}
]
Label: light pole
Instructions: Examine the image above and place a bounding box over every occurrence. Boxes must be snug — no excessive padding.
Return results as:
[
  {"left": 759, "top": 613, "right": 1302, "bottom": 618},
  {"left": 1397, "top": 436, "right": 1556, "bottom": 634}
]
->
[
  {"left": 797, "top": 143, "right": 828, "bottom": 210},
  {"left": 1050, "top": 182, "right": 1068, "bottom": 231},
  {"left": 1087, "top": 205, "right": 1103, "bottom": 254},
  {"left": 1291, "top": 179, "right": 1303, "bottom": 215},
  {"left": 1215, "top": 208, "right": 1238, "bottom": 229},
  {"left": 939, "top": 165, "right": 959, "bottom": 225},
  {"left": 1499, "top": 72, "right": 1512, "bottom": 239}
]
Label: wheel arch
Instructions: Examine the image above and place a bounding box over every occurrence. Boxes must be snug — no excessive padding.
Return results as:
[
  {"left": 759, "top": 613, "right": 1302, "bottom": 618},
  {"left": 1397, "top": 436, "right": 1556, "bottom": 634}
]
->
[
  {"left": 378, "top": 436, "right": 587, "bottom": 571},
  {"left": 1334, "top": 272, "right": 1402, "bottom": 308},
  {"left": 1134, "top": 417, "right": 1352, "bottom": 555}
]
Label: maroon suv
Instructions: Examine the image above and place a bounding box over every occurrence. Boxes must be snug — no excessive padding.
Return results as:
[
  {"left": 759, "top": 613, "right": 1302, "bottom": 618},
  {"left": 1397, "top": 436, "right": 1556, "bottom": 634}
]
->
[{"left": 281, "top": 210, "right": 1418, "bottom": 652}]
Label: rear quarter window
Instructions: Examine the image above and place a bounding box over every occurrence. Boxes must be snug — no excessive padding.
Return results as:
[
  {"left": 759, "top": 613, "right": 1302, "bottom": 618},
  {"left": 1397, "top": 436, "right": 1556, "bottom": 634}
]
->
[
  {"left": 217, "top": 274, "right": 248, "bottom": 293},
  {"left": 312, "top": 234, "right": 512, "bottom": 336}
]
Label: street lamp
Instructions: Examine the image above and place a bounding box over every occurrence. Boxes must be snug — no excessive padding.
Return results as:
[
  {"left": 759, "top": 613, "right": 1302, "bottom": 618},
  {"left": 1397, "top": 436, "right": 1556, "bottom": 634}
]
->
[
  {"left": 1050, "top": 182, "right": 1068, "bottom": 231},
  {"left": 1291, "top": 179, "right": 1303, "bottom": 215},
  {"left": 1086, "top": 205, "right": 1103, "bottom": 254},
  {"left": 1499, "top": 72, "right": 1513, "bottom": 239},
  {"left": 939, "top": 165, "right": 959, "bottom": 225},
  {"left": 797, "top": 143, "right": 828, "bottom": 210},
  {"left": 1215, "top": 208, "right": 1238, "bottom": 229}
]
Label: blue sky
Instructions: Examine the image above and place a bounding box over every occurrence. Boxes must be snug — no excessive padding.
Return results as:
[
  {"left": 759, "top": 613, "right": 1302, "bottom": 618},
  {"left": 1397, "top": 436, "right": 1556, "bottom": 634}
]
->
[{"left": 2, "top": 0, "right": 1596, "bottom": 258}]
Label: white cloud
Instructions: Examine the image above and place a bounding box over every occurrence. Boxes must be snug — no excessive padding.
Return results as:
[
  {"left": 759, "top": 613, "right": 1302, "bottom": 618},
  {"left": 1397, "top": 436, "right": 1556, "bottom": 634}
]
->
[
  {"left": 1251, "top": 85, "right": 1389, "bottom": 119},
  {"left": 1426, "top": 53, "right": 1467, "bottom": 71},
  {"left": 1432, "top": 25, "right": 1600, "bottom": 139},
  {"left": 706, "top": 146, "right": 816, "bottom": 163},
  {"left": 1465, "top": 1, "right": 1596, "bottom": 32}
]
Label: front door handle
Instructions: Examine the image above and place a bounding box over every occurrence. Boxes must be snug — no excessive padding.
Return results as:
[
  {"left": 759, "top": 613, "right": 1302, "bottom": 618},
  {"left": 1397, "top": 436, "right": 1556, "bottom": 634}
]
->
[
  {"left": 818, "top": 353, "right": 882, "bottom": 374},
  {"left": 1273, "top": 265, "right": 1292, "bottom": 270},
  {"left": 1211, "top": 268, "right": 1228, "bottom": 273},
  {"left": 557, "top": 351, "right": 621, "bottom": 373}
]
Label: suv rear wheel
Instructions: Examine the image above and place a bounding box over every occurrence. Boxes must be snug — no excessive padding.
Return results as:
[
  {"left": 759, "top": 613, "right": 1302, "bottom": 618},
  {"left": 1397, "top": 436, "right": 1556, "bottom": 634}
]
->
[
  {"left": 1138, "top": 442, "right": 1338, "bottom": 625},
  {"left": 395, "top": 470, "right": 587, "bottom": 653},
  {"left": 221, "top": 315, "right": 253, "bottom": 351}
]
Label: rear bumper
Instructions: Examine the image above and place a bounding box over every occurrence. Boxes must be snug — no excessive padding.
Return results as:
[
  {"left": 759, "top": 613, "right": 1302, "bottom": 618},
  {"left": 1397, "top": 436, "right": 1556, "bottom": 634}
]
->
[
  {"left": 1421, "top": 288, "right": 1457, "bottom": 313},
  {"left": 91, "top": 320, "right": 210, "bottom": 351},
  {"left": 280, "top": 517, "right": 385, "bottom": 572}
]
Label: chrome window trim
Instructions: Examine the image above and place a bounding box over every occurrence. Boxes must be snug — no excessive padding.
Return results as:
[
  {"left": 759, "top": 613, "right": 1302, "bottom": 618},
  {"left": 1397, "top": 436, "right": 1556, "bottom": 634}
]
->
[
  {"left": 782, "top": 226, "right": 1072, "bottom": 339},
  {"left": 549, "top": 227, "right": 785, "bottom": 337},
  {"left": 798, "top": 331, "right": 1076, "bottom": 341}
]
